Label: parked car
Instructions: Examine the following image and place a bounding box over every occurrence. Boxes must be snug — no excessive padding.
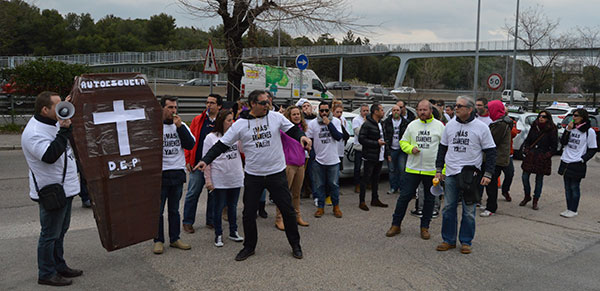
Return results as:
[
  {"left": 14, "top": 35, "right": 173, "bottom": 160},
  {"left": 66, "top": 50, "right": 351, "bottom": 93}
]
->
[
  {"left": 178, "top": 78, "right": 215, "bottom": 86},
  {"left": 325, "top": 81, "right": 352, "bottom": 90},
  {"left": 545, "top": 102, "right": 576, "bottom": 127},
  {"left": 390, "top": 87, "right": 417, "bottom": 94},
  {"left": 339, "top": 111, "right": 388, "bottom": 178},
  {"left": 508, "top": 112, "right": 539, "bottom": 159},
  {"left": 354, "top": 86, "right": 397, "bottom": 101},
  {"left": 567, "top": 93, "right": 584, "bottom": 99},
  {"left": 501, "top": 90, "right": 528, "bottom": 102}
]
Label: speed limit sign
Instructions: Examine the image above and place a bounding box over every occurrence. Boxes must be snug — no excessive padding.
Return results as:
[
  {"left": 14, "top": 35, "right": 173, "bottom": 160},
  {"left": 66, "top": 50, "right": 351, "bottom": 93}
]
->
[{"left": 487, "top": 73, "right": 503, "bottom": 90}]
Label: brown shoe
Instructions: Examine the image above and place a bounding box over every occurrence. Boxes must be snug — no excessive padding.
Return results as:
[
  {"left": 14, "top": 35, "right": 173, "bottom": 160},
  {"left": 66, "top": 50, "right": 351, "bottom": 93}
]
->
[
  {"left": 169, "top": 240, "right": 191, "bottom": 250},
  {"left": 275, "top": 218, "right": 285, "bottom": 231},
  {"left": 532, "top": 197, "right": 539, "bottom": 210},
  {"left": 152, "top": 242, "right": 164, "bottom": 254},
  {"left": 297, "top": 214, "right": 310, "bottom": 227},
  {"left": 460, "top": 244, "right": 472, "bottom": 254},
  {"left": 420, "top": 227, "right": 430, "bottom": 240},
  {"left": 436, "top": 242, "right": 456, "bottom": 251},
  {"left": 519, "top": 195, "right": 531, "bottom": 206},
  {"left": 314, "top": 208, "right": 324, "bottom": 218},
  {"left": 385, "top": 225, "right": 401, "bottom": 237},
  {"left": 359, "top": 202, "right": 369, "bottom": 211},
  {"left": 501, "top": 192, "right": 512, "bottom": 202},
  {"left": 333, "top": 205, "right": 343, "bottom": 218},
  {"left": 354, "top": 185, "right": 360, "bottom": 193},
  {"left": 371, "top": 199, "right": 388, "bottom": 208},
  {"left": 182, "top": 224, "right": 194, "bottom": 234}
]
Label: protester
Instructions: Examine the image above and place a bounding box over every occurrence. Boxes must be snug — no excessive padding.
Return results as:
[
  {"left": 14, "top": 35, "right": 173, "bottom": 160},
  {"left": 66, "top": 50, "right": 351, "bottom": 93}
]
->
[
  {"left": 480, "top": 100, "right": 513, "bottom": 217},
  {"left": 22, "top": 92, "right": 83, "bottom": 286},
  {"left": 445, "top": 105, "right": 454, "bottom": 120},
  {"left": 358, "top": 103, "right": 389, "bottom": 210},
  {"left": 196, "top": 90, "right": 312, "bottom": 261},
  {"left": 307, "top": 102, "right": 344, "bottom": 218},
  {"left": 182, "top": 94, "right": 222, "bottom": 233},
  {"left": 434, "top": 99, "right": 449, "bottom": 124},
  {"left": 558, "top": 108, "right": 597, "bottom": 218},
  {"left": 475, "top": 97, "right": 492, "bottom": 126},
  {"left": 332, "top": 103, "right": 350, "bottom": 172},
  {"left": 382, "top": 105, "right": 408, "bottom": 195},
  {"left": 397, "top": 100, "right": 415, "bottom": 121},
  {"left": 154, "top": 96, "right": 195, "bottom": 254},
  {"left": 386, "top": 100, "right": 445, "bottom": 240},
  {"left": 501, "top": 117, "right": 520, "bottom": 202},
  {"left": 520, "top": 110, "right": 558, "bottom": 210},
  {"left": 352, "top": 104, "right": 370, "bottom": 193},
  {"left": 275, "top": 106, "right": 310, "bottom": 229},
  {"left": 435, "top": 96, "right": 496, "bottom": 254},
  {"left": 202, "top": 109, "right": 245, "bottom": 247},
  {"left": 300, "top": 99, "right": 316, "bottom": 199}
]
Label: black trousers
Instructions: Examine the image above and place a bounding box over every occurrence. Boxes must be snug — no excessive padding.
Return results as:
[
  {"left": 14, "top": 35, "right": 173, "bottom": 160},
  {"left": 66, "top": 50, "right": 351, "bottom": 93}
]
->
[
  {"left": 360, "top": 160, "right": 383, "bottom": 203},
  {"left": 484, "top": 166, "right": 504, "bottom": 213},
  {"left": 242, "top": 170, "right": 300, "bottom": 251}
]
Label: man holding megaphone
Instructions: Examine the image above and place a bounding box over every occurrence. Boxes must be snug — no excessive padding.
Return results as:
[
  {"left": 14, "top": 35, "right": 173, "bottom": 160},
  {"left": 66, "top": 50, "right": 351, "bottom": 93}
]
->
[{"left": 386, "top": 100, "right": 445, "bottom": 241}]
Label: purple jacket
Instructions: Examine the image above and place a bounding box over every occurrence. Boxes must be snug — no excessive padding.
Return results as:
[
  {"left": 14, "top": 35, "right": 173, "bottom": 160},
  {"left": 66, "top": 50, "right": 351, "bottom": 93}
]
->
[{"left": 280, "top": 125, "right": 306, "bottom": 166}]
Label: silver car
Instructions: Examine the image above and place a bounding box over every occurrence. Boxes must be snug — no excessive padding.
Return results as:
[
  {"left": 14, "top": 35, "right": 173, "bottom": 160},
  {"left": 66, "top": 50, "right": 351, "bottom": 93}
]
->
[{"left": 508, "top": 112, "right": 539, "bottom": 160}]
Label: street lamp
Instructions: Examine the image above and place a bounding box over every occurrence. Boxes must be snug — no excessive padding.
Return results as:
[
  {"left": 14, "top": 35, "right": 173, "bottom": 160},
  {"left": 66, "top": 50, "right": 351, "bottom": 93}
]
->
[{"left": 473, "top": 0, "right": 481, "bottom": 99}]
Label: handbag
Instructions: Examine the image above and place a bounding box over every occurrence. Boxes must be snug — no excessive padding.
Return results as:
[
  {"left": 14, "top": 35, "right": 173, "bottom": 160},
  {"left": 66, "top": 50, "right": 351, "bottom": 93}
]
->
[
  {"left": 32, "top": 151, "right": 68, "bottom": 211},
  {"left": 457, "top": 165, "right": 482, "bottom": 205},
  {"left": 521, "top": 132, "right": 547, "bottom": 173}
]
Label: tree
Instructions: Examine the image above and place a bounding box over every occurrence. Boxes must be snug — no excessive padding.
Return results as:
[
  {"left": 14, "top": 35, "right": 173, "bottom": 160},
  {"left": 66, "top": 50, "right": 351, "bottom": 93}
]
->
[
  {"left": 583, "top": 66, "right": 600, "bottom": 105},
  {"left": 507, "top": 5, "right": 572, "bottom": 111},
  {"left": 178, "top": 0, "right": 362, "bottom": 101},
  {"left": 146, "top": 13, "right": 176, "bottom": 46},
  {"left": 576, "top": 26, "right": 600, "bottom": 106}
]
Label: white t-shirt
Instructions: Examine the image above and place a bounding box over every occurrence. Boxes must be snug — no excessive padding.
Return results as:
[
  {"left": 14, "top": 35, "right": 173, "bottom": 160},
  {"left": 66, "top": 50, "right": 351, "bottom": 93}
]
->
[
  {"left": 220, "top": 111, "right": 293, "bottom": 176},
  {"left": 378, "top": 123, "right": 385, "bottom": 161},
  {"left": 203, "top": 132, "right": 244, "bottom": 189},
  {"left": 391, "top": 118, "right": 402, "bottom": 150},
  {"left": 477, "top": 115, "right": 492, "bottom": 126},
  {"left": 441, "top": 118, "right": 496, "bottom": 176},
  {"left": 336, "top": 117, "right": 347, "bottom": 157},
  {"left": 561, "top": 127, "right": 598, "bottom": 163},
  {"left": 162, "top": 123, "right": 194, "bottom": 171},
  {"left": 22, "top": 116, "right": 80, "bottom": 199},
  {"left": 307, "top": 118, "right": 343, "bottom": 166},
  {"left": 352, "top": 115, "right": 364, "bottom": 146}
]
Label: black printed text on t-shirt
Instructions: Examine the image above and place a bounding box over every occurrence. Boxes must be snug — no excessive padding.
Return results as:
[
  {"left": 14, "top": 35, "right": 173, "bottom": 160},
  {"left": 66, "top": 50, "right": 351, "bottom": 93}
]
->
[
  {"left": 416, "top": 130, "right": 432, "bottom": 149},
  {"left": 452, "top": 130, "right": 469, "bottom": 153},
  {"left": 252, "top": 124, "right": 271, "bottom": 148},
  {"left": 319, "top": 126, "right": 332, "bottom": 144},
  {"left": 164, "top": 132, "right": 181, "bottom": 155}
]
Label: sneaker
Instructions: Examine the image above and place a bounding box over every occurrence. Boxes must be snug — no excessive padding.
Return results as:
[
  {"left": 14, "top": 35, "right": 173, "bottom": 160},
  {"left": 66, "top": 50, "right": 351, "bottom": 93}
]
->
[
  {"left": 314, "top": 198, "right": 319, "bottom": 207},
  {"left": 560, "top": 210, "right": 570, "bottom": 217},
  {"left": 228, "top": 231, "right": 244, "bottom": 242},
  {"left": 479, "top": 204, "right": 487, "bottom": 211},
  {"left": 214, "top": 235, "right": 224, "bottom": 247},
  {"left": 410, "top": 209, "right": 423, "bottom": 218},
  {"left": 432, "top": 210, "right": 439, "bottom": 218},
  {"left": 480, "top": 210, "right": 494, "bottom": 217},
  {"left": 325, "top": 196, "right": 332, "bottom": 206},
  {"left": 387, "top": 188, "right": 397, "bottom": 195},
  {"left": 561, "top": 210, "right": 578, "bottom": 218},
  {"left": 82, "top": 200, "right": 92, "bottom": 208},
  {"left": 152, "top": 242, "right": 164, "bottom": 254}
]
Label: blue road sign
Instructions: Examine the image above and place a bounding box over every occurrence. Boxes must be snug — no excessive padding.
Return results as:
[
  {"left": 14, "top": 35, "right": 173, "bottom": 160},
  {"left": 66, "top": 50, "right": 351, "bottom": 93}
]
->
[{"left": 296, "top": 54, "right": 309, "bottom": 71}]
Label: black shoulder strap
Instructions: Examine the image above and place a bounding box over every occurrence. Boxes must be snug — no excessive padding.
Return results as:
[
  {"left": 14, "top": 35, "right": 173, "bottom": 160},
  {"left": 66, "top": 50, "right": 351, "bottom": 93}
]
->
[{"left": 31, "top": 149, "right": 68, "bottom": 192}]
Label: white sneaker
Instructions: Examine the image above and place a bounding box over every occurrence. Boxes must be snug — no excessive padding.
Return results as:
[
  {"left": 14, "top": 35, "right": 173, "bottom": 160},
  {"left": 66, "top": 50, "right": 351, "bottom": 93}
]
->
[
  {"left": 560, "top": 210, "right": 570, "bottom": 217},
  {"left": 214, "top": 235, "right": 224, "bottom": 247},
  {"left": 479, "top": 205, "right": 487, "bottom": 211},
  {"left": 480, "top": 210, "right": 494, "bottom": 217},
  {"left": 562, "top": 210, "right": 578, "bottom": 218},
  {"left": 314, "top": 198, "right": 319, "bottom": 207},
  {"left": 228, "top": 231, "right": 244, "bottom": 242}
]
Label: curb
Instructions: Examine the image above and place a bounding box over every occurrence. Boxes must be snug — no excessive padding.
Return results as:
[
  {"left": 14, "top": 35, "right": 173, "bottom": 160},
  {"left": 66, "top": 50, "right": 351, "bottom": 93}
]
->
[{"left": 0, "top": 146, "right": 21, "bottom": 151}]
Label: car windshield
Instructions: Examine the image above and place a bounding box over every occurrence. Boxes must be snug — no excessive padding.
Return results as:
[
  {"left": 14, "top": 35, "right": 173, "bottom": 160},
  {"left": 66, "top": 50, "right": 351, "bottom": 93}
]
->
[
  {"left": 525, "top": 115, "right": 537, "bottom": 125},
  {"left": 546, "top": 108, "right": 568, "bottom": 115},
  {"left": 345, "top": 117, "right": 354, "bottom": 136},
  {"left": 355, "top": 87, "right": 367, "bottom": 93},
  {"left": 562, "top": 115, "right": 598, "bottom": 127}
]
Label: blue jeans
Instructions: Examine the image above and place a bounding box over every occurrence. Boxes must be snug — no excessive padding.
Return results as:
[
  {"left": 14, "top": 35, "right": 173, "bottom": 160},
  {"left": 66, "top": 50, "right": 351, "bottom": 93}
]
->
[
  {"left": 392, "top": 173, "right": 434, "bottom": 228},
  {"left": 501, "top": 157, "right": 515, "bottom": 194},
  {"left": 314, "top": 162, "right": 340, "bottom": 208},
  {"left": 563, "top": 176, "right": 582, "bottom": 212},
  {"left": 38, "top": 197, "right": 73, "bottom": 280},
  {"left": 441, "top": 175, "right": 476, "bottom": 246},
  {"left": 353, "top": 150, "right": 363, "bottom": 185},
  {"left": 213, "top": 188, "right": 241, "bottom": 236},
  {"left": 155, "top": 184, "right": 183, "bottom": 243},
  {"left": 522, "top": 171, "right": 544, "bottom": 198},
  {"left": 387, "top": 149, "right": 407, "bottom": 192},
  {"left": 183, "top": 170, "right": 214, "bottom": 226}
]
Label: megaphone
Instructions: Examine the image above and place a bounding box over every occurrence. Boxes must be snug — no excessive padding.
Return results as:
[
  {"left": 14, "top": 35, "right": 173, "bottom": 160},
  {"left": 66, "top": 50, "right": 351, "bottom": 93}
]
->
[
  {"left": 430, "top": 177, "right": 444, "bottom": 197},
  {"left": 55, "top": 101, "right": 75, "bottom": 120}
]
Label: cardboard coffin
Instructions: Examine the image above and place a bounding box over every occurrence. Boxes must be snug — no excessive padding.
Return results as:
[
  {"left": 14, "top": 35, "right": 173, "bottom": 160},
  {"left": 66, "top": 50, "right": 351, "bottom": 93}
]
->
[{"left": 70, "top": 73, "right": 162, "bottom": 251}]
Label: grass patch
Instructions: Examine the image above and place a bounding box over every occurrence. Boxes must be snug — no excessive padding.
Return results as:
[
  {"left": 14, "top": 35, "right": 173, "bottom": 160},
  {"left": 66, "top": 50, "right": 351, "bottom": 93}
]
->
[{"left": 0, "top": 123, "right": 24, "bottom": 133}]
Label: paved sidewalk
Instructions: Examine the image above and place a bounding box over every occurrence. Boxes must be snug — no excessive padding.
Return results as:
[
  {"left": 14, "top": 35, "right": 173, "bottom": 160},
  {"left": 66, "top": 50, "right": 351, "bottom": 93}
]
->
[{"left": 0, "top": 133, "right": 21, "bottom": 150}]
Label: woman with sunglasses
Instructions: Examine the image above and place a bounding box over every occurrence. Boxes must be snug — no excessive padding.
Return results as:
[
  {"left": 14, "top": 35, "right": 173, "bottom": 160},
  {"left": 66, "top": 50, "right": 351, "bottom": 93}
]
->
[
  {"left": 519, "top": 110, "right": 558, "bottom": 210},
  {"left": 202, "top": 109, "right": 245, "bottom": 247},
  {"left": 558, "top": 109, "right": 598, "bottom": 218}
]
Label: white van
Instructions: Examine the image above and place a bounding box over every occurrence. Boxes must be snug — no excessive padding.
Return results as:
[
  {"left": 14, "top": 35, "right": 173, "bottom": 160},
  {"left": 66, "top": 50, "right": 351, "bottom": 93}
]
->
[
  {"left": 240, "top": 63, "right": 334, "bottom": 99},
  {"left": 501, "top": 90, "right": 528, "bottom": 101}
]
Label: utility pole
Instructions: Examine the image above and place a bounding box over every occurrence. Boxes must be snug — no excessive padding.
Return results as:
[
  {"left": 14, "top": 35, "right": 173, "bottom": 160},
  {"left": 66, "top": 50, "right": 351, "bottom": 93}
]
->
[
  {"left": 510, "top": 0, "right": 520, "bottom": 105},
  {"left": 473, "top": 0, "right": 481, "bottom": 99}
]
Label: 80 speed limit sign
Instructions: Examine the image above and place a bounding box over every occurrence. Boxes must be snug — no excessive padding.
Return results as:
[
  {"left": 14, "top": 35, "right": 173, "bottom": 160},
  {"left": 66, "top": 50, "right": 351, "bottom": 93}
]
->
[{"left": 487, "top": 73, "right": 503, "bottom": 90}]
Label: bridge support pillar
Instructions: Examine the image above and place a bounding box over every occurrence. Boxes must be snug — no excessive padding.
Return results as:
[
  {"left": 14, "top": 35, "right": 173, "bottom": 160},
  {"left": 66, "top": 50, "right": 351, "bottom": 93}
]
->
[
  {"left": 393, "top": 55, "right": 414, "bottom": 89},
  {"left": 339, "top": 57, "right": 343, "bottom": 82}
]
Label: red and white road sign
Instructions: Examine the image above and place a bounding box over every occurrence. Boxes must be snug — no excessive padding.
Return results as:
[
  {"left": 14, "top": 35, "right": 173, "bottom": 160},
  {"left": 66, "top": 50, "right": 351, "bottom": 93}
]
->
[
  {"left": 203, "top": 39, "right": 219, "bottom": 74},
  {"left": 487, "top": 73, "right": 503, "bottom": 90}
]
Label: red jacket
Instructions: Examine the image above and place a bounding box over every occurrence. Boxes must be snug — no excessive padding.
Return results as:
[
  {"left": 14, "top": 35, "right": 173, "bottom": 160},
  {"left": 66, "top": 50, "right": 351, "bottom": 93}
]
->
[{"left": 184, "top": 110, "right": 208, "bottom": 167}]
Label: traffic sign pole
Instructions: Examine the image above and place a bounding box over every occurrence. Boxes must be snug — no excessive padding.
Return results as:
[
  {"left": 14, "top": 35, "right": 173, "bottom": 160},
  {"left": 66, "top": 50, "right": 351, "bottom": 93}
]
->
[{"left": 295, "top": 54, "right": 309, "bottom": 99}]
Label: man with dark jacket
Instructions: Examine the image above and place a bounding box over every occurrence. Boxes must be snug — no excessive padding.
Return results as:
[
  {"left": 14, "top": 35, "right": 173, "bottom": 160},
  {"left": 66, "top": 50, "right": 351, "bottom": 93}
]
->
[
  {"left": 480, "top": 100, "right": 513, "bottom": 217},
  {"left": 358, "top": 103, "right": 389, "bottom": 210},
  {"left": 383, "top": 105, "right": 409, "bottom": 194}
]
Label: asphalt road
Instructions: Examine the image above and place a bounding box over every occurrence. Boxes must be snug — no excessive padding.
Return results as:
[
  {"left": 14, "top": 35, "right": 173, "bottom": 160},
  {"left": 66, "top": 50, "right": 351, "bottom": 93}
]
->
[{"left": 1, "top": 148, "right": 600, "bottom": 291}]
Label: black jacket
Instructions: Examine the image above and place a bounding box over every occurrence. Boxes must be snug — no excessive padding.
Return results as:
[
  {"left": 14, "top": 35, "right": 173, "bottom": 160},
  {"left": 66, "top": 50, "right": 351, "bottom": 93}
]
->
[
  {"left": 382, "top": 115, "right": 408, "bottom": 158},
  {"left": 358, "top": 115, "right": 384, "bottom": 162}
]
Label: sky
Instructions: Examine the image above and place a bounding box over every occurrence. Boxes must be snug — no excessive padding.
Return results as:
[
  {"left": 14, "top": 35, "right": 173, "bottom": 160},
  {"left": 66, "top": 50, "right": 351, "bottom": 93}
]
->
[{"left": 32, "top": 0, "right": 599, "bottom": 44}]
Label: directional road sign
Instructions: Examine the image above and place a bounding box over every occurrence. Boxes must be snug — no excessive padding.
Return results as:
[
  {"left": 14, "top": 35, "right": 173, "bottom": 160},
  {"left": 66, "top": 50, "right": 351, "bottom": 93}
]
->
[{"left": 296, "top": 54, "right": 309, "bottom": 71}]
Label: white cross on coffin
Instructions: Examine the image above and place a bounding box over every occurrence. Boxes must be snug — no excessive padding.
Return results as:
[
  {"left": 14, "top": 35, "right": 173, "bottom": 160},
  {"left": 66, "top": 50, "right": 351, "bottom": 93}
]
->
[{"left": 93, "top": 100, "right": 146, "bottom": 156}]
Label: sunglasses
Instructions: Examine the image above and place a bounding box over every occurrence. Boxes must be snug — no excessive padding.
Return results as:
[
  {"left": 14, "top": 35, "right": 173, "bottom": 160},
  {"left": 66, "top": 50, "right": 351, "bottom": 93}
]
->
[
  {"left": 455, "top": 104, "right": 468, "bottom": 109},
  {"left": 319, "top": 109, "right": 330, "bottom": 113},
  {"left": 539, "top": 115, "right": 548, "bottom": 119},
  {"left": 256, "top": 100, "right": 269, "bottom": 106},
  {"left": 573, "top": 114, "right": 581, "bottom": 117},
  {"left": 398, "top": 106, "right": 405, "bottom": 109}
]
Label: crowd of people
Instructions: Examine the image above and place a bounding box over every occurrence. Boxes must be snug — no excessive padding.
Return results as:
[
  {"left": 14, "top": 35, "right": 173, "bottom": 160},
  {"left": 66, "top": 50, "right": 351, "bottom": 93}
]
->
[{"left": 22, "top": 90, "right": 597, "bottom": 286}]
